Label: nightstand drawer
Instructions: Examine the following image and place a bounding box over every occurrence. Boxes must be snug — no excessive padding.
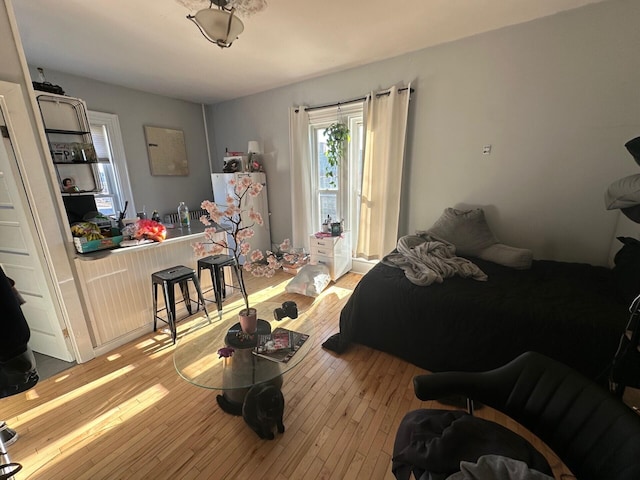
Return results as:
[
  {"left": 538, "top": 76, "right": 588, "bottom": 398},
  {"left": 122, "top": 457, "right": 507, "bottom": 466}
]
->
[
  {"left": 310, "top": 244, "right": 334, "bottom": 258},
  {"left": 311, "top": 237, "right": 335, "bottom": 249},
  {"left": 308, "top": 232, "right": 352, "bottom": 281}
]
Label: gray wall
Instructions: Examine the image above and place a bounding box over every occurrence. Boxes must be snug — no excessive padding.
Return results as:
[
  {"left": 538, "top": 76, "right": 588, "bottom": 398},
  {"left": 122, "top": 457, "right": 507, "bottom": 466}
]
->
[
  {"left": 27, "top": 67, "right": 213, "bottom": 219},
  {"left": 208, "top": 0, "right": 640, "bottom": 266}
]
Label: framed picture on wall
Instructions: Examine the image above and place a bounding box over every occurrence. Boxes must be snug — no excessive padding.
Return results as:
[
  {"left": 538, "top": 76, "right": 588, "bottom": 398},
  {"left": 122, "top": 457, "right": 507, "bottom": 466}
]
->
[{"left": 144, "top": 126, "right": 189, "bottom": 176}]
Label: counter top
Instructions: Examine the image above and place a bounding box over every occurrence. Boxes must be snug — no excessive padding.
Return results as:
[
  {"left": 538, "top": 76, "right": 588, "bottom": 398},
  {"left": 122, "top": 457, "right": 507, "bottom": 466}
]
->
[
  {"left": 74, "top": 222, "right": 213, "bottom": 261},
  {"left": 164, "top": 222, "right": 208, "bottom": 240}
]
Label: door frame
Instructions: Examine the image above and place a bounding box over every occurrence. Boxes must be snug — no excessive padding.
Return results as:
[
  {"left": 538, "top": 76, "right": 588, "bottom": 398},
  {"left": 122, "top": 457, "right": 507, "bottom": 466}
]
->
[{"left": 0, "top": 80, "right": 94, "bottom": 363}]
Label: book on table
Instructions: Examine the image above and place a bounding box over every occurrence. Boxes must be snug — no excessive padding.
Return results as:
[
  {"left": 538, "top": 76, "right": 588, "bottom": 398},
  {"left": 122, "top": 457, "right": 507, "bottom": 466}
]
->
[{"left": 253, "top": 327, "right": 310, "bottom": 363}]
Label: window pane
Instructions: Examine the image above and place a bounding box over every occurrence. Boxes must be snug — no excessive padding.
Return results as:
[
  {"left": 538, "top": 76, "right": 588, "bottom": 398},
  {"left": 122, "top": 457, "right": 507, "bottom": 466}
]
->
[
  {"left": 91, "top": 125, "right": 110, "bottom": 159},
  {"left": 90, "top": 123, "right": 122, "bottom": 214},
  {"left": 319, "top": 193, "right": 338, "bottom": 223},
  {"left": 316, "top": 129, "right": 337, "bottom": 190},
  {"left": 95, "top": 196, "right": 116, "bottom": 216},
  {"left": 97, "top": 163, "right": 114, "bottom": 195}
]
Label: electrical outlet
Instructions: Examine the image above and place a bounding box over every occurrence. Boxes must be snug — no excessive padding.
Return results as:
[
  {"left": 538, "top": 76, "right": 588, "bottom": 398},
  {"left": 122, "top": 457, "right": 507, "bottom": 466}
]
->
[{"left": 482, "top": 145, "right": 492, "bottom": 155}]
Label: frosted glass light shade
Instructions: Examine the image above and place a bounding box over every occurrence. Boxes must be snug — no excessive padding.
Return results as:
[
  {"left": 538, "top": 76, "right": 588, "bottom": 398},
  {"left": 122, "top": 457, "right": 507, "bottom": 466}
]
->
[
  {"left": 247, "top": 141, "right": 261, "bottom": 154},
  {"left": 191, "top": 8, "right": 244, "bottom": 48}
]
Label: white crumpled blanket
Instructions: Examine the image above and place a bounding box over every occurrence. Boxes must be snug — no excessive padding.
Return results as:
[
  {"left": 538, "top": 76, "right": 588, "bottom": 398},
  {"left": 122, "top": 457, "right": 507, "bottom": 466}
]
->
[
  {"left": 381, "top": 234, "right": 487, "bottom": 286},
  {"left": 445, "top": 455, "right": 554, "bottom": 480}
]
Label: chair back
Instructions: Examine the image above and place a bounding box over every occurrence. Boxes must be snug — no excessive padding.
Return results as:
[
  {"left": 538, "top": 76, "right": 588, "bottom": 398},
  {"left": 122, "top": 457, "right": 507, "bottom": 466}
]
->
[
  {"left": 0, "top": 347, "right": 39, "bottom": 399},
  {"left": 413, "top": 352, "right": 640, "bottom": 480}
]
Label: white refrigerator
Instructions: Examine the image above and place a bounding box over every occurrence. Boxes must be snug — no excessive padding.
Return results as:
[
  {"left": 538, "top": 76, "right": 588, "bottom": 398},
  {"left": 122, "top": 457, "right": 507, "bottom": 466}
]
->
[{"left": 211, "top": 172, "right": 271, "bottom": 254}]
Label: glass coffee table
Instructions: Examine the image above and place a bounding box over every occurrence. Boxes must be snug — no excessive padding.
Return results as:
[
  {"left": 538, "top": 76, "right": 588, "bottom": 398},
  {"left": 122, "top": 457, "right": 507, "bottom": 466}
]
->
[{"left": 174, "top": 301, "right": 314, "bottom": 414}]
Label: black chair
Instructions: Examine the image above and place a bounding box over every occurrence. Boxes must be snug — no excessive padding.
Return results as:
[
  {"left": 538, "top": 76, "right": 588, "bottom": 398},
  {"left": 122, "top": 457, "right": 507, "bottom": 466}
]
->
[
  {"left": 610, "top": 293, "right": 640, "bottom": 397},
  {"left": 393, "top": 351, "right": 640, "bottom": 480},
  {"left": 0, "top": 348, "right": 38, "bottom": 479},
  {"left": 152, "top": 265, "right": 210, "bottom": 344},
  {"left": 0, "top": 267, "right": 38, "bottom": 479}
]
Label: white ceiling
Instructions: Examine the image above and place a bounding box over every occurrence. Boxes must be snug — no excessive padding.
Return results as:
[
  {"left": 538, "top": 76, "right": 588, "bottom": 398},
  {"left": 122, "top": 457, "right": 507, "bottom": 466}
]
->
[{"left": 11, "top": 0, "right": 607, "bottom": 105}]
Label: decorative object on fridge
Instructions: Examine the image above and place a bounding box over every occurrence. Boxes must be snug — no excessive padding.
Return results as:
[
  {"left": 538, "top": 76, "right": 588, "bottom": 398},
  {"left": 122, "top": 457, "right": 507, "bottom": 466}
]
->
[
  {"left": 247, "top": 140, "right": 264, "bottom": 172},
  {"left": 223, "top": 156, "right": 242, "bottom": 173}
]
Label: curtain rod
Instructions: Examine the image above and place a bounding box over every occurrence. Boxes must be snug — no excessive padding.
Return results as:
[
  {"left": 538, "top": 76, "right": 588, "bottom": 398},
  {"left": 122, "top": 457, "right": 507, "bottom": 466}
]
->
[{"left": 295, "top": 86, "right": 414, "bottom": 113}]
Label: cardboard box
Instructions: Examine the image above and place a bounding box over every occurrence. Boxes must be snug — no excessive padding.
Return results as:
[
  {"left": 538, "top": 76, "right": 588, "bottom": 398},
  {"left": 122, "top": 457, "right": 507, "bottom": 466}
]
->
[
  {"left": 282, "top": 259, "right": 309, "bottom": 275},
  {"left": 74, "top": 235, "right": 124, "bottom": 253}
]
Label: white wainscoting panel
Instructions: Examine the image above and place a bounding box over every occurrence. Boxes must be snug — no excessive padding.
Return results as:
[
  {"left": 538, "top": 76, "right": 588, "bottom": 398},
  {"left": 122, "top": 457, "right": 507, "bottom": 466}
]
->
[{"left": 74, "top": 232, "right": 219, "bottom": 350}]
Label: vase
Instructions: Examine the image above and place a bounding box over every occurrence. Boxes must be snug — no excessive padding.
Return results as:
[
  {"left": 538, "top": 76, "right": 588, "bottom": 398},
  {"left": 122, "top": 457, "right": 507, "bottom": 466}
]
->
[{"left": 239, "top": 307, "right": 258, "bottom": 334}]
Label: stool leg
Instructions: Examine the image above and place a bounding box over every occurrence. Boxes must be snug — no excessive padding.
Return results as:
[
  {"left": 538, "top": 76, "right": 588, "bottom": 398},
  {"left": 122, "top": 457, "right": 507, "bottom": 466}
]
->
[
  {"left": 191, "top": 275, "right": 211, "bottom": 324},
  {"left": 0, "top": 423, "right": 21, "bottom": 480},
  {"left": 162, "top": 282, "right": 177, "bottom": 344},
  {"left": 152, "top": 282, "right": 159, "bottom": 332},
  {"left": 180, "top": 280, "right": 192, "bottom": 315},
  {"left": 195, "top": 266, "right": 202, "bottom": 313},
  {"left": 212, "top": 265, "right": 224, "bottom": 319},
  {"left": 219, "top": 266, "right": 228, "bottom": 301}
]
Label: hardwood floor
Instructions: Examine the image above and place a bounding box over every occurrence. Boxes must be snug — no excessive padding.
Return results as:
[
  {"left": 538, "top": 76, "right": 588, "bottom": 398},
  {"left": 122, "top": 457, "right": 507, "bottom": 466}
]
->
[{"left": 3, "top": 270, "right": 575, "bottom": 479}]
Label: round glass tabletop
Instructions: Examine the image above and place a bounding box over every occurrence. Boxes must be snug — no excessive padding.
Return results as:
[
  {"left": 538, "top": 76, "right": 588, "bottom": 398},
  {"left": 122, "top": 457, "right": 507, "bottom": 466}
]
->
[{"left": 173, "top": 301, "right": 315, "bottom": 392}]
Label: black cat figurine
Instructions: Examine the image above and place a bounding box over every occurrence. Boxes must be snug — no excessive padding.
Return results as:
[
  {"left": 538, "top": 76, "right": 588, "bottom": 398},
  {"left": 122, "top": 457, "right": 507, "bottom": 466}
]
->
[{"left": 242, "top": 383, "right": 285, "bottom": 440}]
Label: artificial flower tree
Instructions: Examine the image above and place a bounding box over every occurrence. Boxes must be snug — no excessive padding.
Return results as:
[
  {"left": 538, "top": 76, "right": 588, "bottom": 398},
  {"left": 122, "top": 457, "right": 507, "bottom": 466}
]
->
[{"left": 194, "top": 176, "right": 304, "bottom": 332}]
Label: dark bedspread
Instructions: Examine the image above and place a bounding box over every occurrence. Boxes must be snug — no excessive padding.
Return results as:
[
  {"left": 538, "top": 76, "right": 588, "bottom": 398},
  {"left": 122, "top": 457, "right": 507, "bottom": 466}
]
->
[{"left": 325, "top": 257, "right": 629, "bottom": 379}]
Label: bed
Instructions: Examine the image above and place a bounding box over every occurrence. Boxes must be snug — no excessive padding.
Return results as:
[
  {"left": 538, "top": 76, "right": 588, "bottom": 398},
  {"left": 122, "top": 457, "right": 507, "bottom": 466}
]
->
[{"left": 323, "top": 209, "right": 639, "bottom": 380}]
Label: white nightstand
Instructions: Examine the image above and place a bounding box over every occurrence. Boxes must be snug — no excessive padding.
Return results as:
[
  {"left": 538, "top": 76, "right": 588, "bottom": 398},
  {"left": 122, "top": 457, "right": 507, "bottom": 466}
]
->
[{"left": 309, "top": 232, "right": 352, "bottom": 281}]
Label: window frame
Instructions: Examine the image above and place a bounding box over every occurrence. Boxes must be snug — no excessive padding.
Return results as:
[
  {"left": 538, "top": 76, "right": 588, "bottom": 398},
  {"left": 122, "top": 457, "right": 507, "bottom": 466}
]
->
[
  {"left": 308, "top": 103, "right": 363, "bottom": 240},
  {"left": 87, "top": 111, "right": 136, "bottom": 217}
]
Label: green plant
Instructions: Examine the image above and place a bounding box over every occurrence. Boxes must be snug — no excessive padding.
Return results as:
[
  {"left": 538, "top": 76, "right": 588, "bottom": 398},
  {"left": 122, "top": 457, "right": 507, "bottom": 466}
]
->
[{"left": 323, "top": 122, "right": 350, "bottom": 187}]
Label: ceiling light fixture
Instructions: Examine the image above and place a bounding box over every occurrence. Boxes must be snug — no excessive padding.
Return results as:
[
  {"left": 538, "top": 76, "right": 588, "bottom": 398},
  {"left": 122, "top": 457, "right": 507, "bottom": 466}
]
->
[{"left": 187, "top": 0, "right": 244, "bottom": 49}]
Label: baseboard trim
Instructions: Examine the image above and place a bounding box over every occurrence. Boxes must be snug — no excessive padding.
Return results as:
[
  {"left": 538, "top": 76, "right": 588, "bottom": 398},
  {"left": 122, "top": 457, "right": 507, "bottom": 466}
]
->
[
  {"left": 93, "top": 324, "right": 154, "bottom": 357},
  {"left": 351, "top": 258, "right": 378, "bottom": 275}
]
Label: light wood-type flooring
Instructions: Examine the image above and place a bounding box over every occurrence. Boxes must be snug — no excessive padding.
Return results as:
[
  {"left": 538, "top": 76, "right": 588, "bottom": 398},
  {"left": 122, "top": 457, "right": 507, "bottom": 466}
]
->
[{"left": 3, "top": 270, "right": 579, "bottom": 479}]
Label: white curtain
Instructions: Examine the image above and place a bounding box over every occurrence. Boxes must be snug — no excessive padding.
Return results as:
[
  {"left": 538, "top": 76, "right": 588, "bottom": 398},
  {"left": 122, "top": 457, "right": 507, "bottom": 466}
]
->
[
  {"left": 356, "top": 85, "right": 411, "bottom": 260},
  {"left": 288, "top": 106, "right": 314, "bottom": 252}
]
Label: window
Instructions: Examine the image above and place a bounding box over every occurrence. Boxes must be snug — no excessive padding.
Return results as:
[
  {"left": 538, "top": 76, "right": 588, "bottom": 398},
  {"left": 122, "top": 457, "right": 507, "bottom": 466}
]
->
[
  {"left": 308, "top": 103, "right": 364, "bottom": 244},
  {"left": 88, "top": 111, "right": 136, "bottom": 218}
]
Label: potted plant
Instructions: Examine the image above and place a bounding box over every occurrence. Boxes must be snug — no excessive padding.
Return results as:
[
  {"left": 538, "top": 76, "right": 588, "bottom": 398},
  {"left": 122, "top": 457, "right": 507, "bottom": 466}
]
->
[
  {"left": 195, "top": 176, "right": 265, "bottom": 333},
  {"left": 323, "top": 122, "right": 350, "bottom": 187}
]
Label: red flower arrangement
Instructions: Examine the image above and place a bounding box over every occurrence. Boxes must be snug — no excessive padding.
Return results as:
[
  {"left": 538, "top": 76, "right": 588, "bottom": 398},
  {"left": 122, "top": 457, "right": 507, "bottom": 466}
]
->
[{"left": 124, "top": 219, "right": 167, "bottom": 243}]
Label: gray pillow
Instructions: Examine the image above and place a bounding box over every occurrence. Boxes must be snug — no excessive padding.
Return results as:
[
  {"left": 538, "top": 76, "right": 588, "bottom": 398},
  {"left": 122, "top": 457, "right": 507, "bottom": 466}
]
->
[
  {"left": 423, "top": 207, "right": 533, "bottom": 269},
  {"left": 426, "top": 208, "right": 498, "bottom": 256},
  {"left": 605, "top": 174, "right": 640, "bottom": 210},
  {"left": 477, "top": 243, "right": 533, "bottom": 270}
]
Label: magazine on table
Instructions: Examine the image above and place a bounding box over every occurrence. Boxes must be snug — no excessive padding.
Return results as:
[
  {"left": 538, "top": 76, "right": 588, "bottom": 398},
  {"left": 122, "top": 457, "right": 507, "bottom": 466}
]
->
[{"left": 253, "top": 327, "right": 310, "bottom": 363}]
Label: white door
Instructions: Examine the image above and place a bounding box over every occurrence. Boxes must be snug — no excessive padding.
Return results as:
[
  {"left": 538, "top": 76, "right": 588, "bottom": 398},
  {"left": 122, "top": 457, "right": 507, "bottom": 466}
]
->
[{"left": 0, "top": 97, "right": 74, "bottom": 361}]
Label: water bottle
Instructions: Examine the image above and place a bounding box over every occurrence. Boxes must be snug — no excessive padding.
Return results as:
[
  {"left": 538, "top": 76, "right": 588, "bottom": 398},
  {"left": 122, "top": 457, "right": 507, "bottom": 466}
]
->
[{"left": 178, "top": 202, "right": 190, "bottom": 229}]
